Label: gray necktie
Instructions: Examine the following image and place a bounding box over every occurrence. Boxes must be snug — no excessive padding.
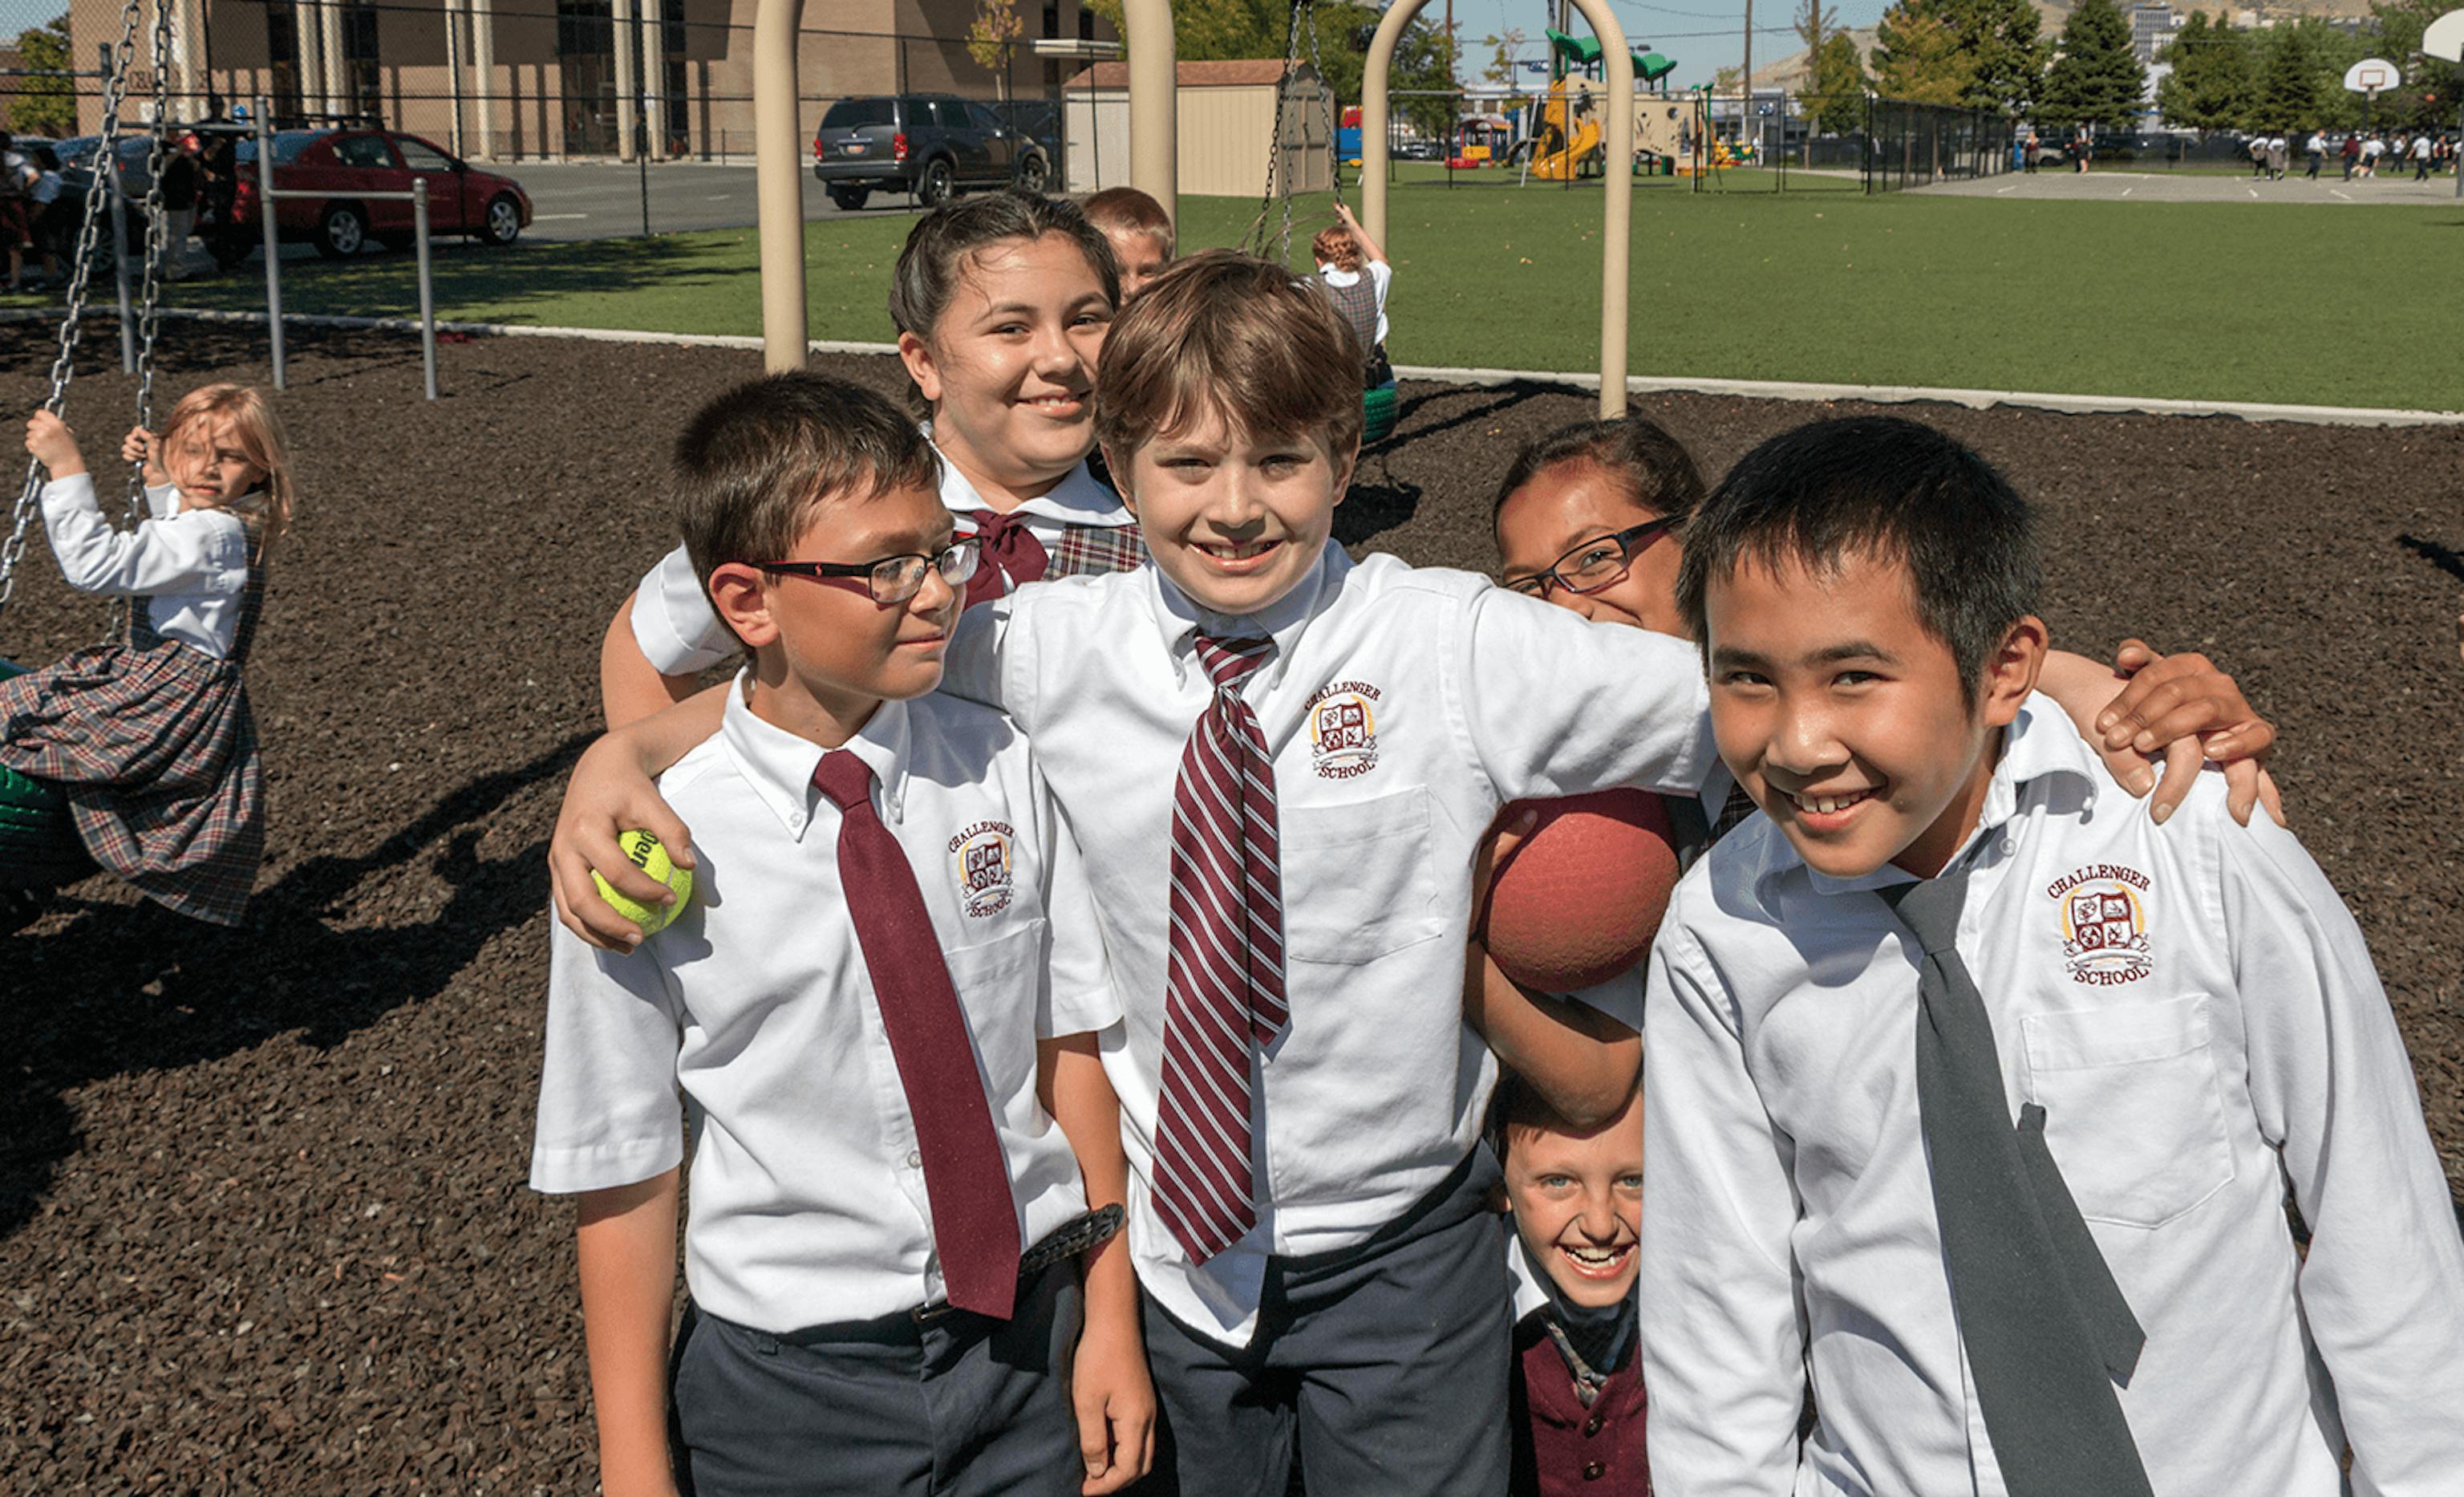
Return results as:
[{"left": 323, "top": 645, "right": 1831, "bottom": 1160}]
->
[{"left": 1879, "top": 871, "right": 2154, "bottom": 1497}]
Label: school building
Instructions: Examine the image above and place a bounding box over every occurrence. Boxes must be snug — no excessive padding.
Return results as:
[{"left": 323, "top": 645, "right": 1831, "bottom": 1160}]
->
[{"left": 51, "top": 0, "right": 1116, "bottom": 160}]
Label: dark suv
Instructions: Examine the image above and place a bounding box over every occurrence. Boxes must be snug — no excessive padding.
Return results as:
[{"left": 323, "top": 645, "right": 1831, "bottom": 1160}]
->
[{"left": 811, "top": 95, "right": 1052, "bottom": 209}]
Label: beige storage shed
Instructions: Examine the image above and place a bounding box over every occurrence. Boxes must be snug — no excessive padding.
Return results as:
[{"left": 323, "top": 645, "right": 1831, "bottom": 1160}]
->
[{"left": 1062, "top": 59, "right": 1334, "bottom": 198}]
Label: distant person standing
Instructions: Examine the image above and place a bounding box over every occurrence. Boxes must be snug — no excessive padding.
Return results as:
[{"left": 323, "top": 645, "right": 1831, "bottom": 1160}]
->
[
  {"left": 2248, "top": 135, "right": 2269, "bottom": 178},
  {"left": 2341, "top": 132, "right": 2361, "bottom": 179},
  {"left": 2361, "top": 132, "right": 2385, "bottom": 177},
  {"left": 2411, "top": 131, "right": 2433, "bottom": 181},
  {"left": 2073, "top": 124, "right": 2092, "bottom": 172},
  {"left": 2024, "top": 131, "right": 2040, "bottom": 172},
  {"left": 156, "top": 132, "right": 202, "bottom": 282},
  {"left": 2305, "top": 130, "right": 2325, "bottom": 179},
  {"left": 2267, "top": 132, "right": 2289, "bottom": 180}
]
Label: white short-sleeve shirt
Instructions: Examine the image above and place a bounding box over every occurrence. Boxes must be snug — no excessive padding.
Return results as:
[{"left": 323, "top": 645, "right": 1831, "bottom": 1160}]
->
[
  {"left": 938, "top": 542, "right": 1716, "bottom": 1344},
  {"left": 1312, "top": 259, "right": 1394, "bottom": 344},
  {"left": 1639, "top": 697, "right": 2464, "bottom": 1495},
  {"left": 628, "top": 436, "right": 1132, "bottom": 676},
  {"left": 39, "top": 474, "right": 256, "bottom": 659},
  {"left": 529, "top": 682, "right": 1122, "bottom": 1331}
]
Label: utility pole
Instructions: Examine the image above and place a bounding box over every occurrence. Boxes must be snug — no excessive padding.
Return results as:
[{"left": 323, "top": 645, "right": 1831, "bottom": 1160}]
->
[{"left": 1742, "top": 0, "right": 1753, "bottom": 156}]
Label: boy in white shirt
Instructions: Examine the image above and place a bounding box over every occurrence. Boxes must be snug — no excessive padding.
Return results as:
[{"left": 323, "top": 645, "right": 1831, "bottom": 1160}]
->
[
  {"left": 551, "top": 258, "right": 2287, "bottom": 1496},
  {"left": 1641, "top": 416, "right": 2464, "bottom": 1495},
  {"left": 530, "top": 373, "right": 1153, "bottom": 1497}
]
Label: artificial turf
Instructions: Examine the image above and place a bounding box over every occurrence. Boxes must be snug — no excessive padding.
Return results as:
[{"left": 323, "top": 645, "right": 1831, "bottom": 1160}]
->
[{"left": 16, "top": 181, "right": 2459, "bottom": 411}]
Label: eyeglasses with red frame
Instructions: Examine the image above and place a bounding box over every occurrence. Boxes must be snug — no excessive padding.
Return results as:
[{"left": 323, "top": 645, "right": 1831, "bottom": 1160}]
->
[
  {"left": 1501, "top": 517, "right": 1681, "bottom": 601},
  {"left": 752, "top": 536, "right": 982, "bottom": 606}
]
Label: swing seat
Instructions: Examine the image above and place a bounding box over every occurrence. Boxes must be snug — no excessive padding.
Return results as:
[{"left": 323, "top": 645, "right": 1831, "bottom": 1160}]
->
[
  {"left": 1363, "top": 382, "right": 1400, "bottom": 446},
  {"left": 0, "top": 659, "right": 93, "bottom": 890}
]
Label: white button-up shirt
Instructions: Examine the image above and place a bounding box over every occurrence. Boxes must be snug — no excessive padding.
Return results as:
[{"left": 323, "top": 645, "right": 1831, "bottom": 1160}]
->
[
  {"left": 940, "top": 541, "right": 1716, "bottom": 1343},
  {"left": 1640, "top": 697, "right": 2464, "bottom": 1496},
  {"left": 627, "top": 442, "right": 1132, "bottom": 676},
  {"left": 529, "top": 681, "right": 1121, "bottom": 1332},
  {"left": 39, "top": 476, "right": 256, "bottom": 659}
]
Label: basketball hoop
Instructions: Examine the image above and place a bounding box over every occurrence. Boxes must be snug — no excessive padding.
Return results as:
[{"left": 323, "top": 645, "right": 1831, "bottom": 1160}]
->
[{"left": 2343, "top": 58, "right": 2399, "bottom": 95}]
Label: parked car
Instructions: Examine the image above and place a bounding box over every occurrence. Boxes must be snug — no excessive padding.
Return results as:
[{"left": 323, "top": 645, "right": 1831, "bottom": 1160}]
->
[
  {"left": 51, "top": 126, "right": 530, "bottom": 267},
  {"left": 811, "top": 94, "right": 1052, "bottom": 209},
  {"left": 226, "top": 128, "right": 533, "bottom": 259}
]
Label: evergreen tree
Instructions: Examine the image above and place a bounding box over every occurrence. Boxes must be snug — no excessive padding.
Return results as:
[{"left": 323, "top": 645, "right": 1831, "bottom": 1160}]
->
[
  {"left": 2037, "top": 0, "right": 2146, "bottom": 135},
  {"left": 2246, "top": 22, "right": 2321, "bottom": 132},
  {"left": 2157, "top": 12, "right": 2254, "bottom": 132},
  {"left": 1874, "top": 0, "right": 1977, "bottom": 104},
  {"left": 1939, "top": 0, "right": 2049, "bottom": 114},
  {"left": 9, "top": 15, "right": 75, "bottom": 138}
]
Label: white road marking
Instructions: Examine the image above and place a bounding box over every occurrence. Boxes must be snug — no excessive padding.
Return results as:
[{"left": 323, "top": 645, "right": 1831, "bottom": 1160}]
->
[
  {"left": 2122, "top": 187, "right": 2133, "bottom": 197},
  {"left": 533, "top": 212, "right": 590, "bottom": 220},
  {"left": 704, "top": 193, "right": 733, "bottom": 201},
  {"left": 1997, "top": 184, "right": 2016, "bottom": 194},
  {"left": 2247, "top": 188, "right": 2259, "bottom": 199},
  {"left": 2331, "top": 189, "right": 2353, "bottom": 201}
]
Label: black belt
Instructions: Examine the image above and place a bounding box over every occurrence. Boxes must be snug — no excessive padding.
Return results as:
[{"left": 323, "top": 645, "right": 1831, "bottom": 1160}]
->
[{"left": 910, "top": 1202, "right": 1124, "bottom": 1324}]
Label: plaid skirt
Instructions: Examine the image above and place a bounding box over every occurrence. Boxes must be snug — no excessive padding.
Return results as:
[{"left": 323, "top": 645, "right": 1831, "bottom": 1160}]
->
[{"left": 0, "top": 635, "right": 264, "bottom": 925}]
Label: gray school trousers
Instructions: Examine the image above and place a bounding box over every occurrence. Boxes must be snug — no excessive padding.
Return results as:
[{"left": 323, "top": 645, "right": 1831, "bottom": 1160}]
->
[
  {"left": 670, "top": 1256, "right": 1084, "bottom": 1497},
  {"left": 1137, "top": 1146, "right": 1513, "bottom": 1497}
]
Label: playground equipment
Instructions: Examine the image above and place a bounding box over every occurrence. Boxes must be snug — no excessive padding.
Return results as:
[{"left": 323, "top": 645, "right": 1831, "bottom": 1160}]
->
[
  {"left": 1515, "top": 29, "right": 1683, "bottom": 182},
  {"left": 1365, "top": 0, "right": 1636, "bottom": 418}
]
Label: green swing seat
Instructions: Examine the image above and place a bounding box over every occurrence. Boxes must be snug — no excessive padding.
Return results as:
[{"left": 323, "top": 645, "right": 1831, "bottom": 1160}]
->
[
  {"left": 1363, "top": 382, "right": 1400, "bottom": 446},
  {"left": 0, "top": 659, "right": 91, "bottom": 888}
]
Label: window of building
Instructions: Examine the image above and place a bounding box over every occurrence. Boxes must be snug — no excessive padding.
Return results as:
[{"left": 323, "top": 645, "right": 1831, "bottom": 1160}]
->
[
  {"left": 557, "top": 0, "right": 619, "bottom": 155},
  {"left": 264, "top": 7, "right": 302, "bottom": 125},
  {"left": 340, "top": 0, "right": 381, "bottom": 120}
]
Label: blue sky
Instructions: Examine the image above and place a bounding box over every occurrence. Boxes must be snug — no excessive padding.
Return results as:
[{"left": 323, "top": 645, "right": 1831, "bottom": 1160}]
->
[
  {"left": 0, "top": 0, "right": 1886, "bottom": 95},
  {"left": 1472, "top": 0, "right": 1897, "bottom": 88}
]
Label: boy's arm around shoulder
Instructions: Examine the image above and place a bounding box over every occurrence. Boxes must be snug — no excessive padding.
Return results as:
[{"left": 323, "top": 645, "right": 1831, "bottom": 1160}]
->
[
  {"left": 1453, "top": 580, "right": 1716, "bottom": 804},
  {"left": 550, "top": 688, "right": 729, "bottom": 951},
  {"left": 1639, "top": 897, "right": 1807, "bottom": 1497},
  {"left": 2209, "top": 797, "right": 2464, "bottom": 1492}
]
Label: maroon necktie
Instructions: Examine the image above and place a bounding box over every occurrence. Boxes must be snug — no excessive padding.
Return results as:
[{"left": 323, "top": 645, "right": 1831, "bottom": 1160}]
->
[
  {"left": 1153, "top": 636, "right": 1287, "bottom": 1263},
  {"left": 965, "top": 509, "right": 1050, "bottom": 609},
  {"left": 813, "top": 749, "right": 1022, "bottom": 1318}
]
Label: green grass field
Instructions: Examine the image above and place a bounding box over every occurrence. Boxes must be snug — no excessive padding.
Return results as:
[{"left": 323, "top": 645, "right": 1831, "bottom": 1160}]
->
[{"left": 16, "top": 181, "right": 2460, "bottom": 410}]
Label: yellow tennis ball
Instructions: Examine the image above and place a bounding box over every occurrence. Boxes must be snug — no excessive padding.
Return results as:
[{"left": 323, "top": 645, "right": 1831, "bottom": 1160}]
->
[{"left": 592, "top": 830, "right": 692, "bottom": 936}]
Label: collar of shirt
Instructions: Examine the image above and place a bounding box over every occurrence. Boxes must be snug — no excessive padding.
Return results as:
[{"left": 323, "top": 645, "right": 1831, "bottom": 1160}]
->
[
  {"left": 922, "top": 424, "right": 1133, "bottom": 529},
  {"left": 1145, "top": 538, "right": 1352, "bottom": 694},
  {"left": 1754, "top": 694, "right": 2103, "bottom": 903},
  {"left": 715, "top": 672, "right": 911, "bottom": 841}
]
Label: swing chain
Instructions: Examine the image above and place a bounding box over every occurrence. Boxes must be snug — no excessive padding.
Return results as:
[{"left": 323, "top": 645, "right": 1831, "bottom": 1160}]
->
[
  {"left": 1239, "top": 0, "right": 1348, "bottom": 269},
  {"left": 106, "top": 0, "right": 179, "bottom": 645},
  {"left": 0, "top": 0, "right": 151, "bottom": 620}
]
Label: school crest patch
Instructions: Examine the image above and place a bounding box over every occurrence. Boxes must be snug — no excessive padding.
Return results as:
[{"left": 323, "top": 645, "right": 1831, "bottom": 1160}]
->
[
  {"left": 2047, "top": 862, "right": 2153, "bottom": 985},
  {"left": 950, "top": 822, "right": 1016, "bottom": 919},
  {"left": 1305, "top": 680, "right": 1383, "bottom": 780}
]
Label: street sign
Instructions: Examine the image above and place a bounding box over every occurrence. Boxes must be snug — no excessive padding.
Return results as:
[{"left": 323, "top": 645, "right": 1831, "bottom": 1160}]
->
[
  {"left": 2424, "top": 9, "right": 2464, "bottom": 63},
  {"left": 2344, "top": 57, "right": 2400, "bottom": 93}
]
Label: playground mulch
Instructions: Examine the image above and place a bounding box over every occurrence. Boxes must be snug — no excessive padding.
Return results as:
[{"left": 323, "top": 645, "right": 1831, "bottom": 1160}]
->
[{"left": 1, "top": 323, "right": 2458, "bottom": 1492}]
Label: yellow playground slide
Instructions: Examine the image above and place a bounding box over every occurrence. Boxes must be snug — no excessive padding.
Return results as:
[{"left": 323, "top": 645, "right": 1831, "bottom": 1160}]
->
[{"left": 1529, "top": 116, "right": 1602, "bottom": 181}]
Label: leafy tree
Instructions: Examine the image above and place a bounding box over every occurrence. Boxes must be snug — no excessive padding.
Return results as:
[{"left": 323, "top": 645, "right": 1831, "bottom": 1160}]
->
[
  {"left": 10, "top": 14, "right": 75, "bottom": 137},
  {"left": 965, "top": 0, "right": 1026, "bottom": 102},
  {"left": 1712, "top": 63, "right": 1745, "bottom": 92},
  {"left": 1874, "top": 0, "right": 1976, "bottom": 105},
  {"left": 1795, "top": 0, "right": 1841, "bottom": 86},
  {"left": 2036, "top": 0, "right": 2146, "bottom": 135},
  {"left": 1939, "top": 0, "right": 2047, "bottom": 113},
  {"left": 1088, "top": 0, "right": 1462, "bottom": 137},
  {"left": 1807, "top": 31, "right": 1871, "bottom": 127},
  {"left": 2366, "top": 0, "right": 2462, "bottom": 131},
  {"left": 2157, "top": 12, "right": 2253, "bottom": 132}
]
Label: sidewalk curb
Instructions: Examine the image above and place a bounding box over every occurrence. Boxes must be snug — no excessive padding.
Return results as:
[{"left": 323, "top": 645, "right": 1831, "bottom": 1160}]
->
[{"left": 9, "top": 306, "right": 2457, "bottom": 427}]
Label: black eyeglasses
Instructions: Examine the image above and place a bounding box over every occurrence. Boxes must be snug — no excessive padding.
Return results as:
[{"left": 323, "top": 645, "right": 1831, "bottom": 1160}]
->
[
  {"left": 1502, "top": 517, "right": 1681, "bottom": 600},
  {"left": 752, "top": 536, "right": 981, "bottom": 605}
]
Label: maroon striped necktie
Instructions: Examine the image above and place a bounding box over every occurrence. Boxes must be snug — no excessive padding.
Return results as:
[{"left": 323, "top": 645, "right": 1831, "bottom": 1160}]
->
[
  {"left": 1153, "top": 635, "right": 1288, "bottom": 1264},
  {"left": 813, "top": 749, "right": 1022, "bottom": 1318},
  {"left": 965, "top": 509, "right": 1050, "bottom": 609}
]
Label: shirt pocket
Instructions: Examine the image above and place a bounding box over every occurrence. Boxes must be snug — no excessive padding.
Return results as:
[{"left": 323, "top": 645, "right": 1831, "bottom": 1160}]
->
[
  {"left": 1280, "top": 787, "right": 1447, "bottom": 965},
  {"left": 942, "top": 921, "right": 1045, "bottom": 1105},
  {"left": 2020, "top": 995, "right": 2235, "bottom": 1230}
]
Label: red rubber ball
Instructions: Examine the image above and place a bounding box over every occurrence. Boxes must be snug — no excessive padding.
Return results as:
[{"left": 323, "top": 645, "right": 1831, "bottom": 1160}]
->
[{"left": 1482, "top": 789, "right": 1682, "bottom": 993}]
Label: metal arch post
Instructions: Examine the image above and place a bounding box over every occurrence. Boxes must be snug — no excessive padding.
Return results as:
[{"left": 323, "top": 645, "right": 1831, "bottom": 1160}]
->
[
  {"left": 1364, "top": 0, "right": 1631, "bottom": 417},
  {"left": 1121, "top": 0, "right": 1177, "bottom": 229},
  {"left": 752, "top": 0, "right": 808, "bottom": 371}
]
